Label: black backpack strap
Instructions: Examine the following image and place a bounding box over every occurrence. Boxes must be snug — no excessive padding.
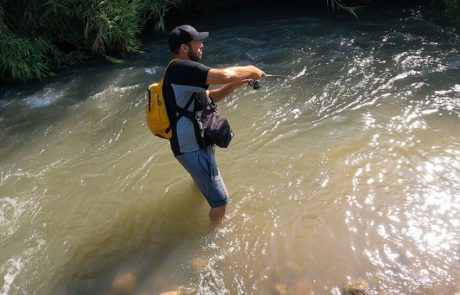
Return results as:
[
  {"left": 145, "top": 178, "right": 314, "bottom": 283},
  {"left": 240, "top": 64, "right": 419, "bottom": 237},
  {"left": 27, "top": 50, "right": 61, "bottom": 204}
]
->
[
  {"left": 175, "top": 93, "right": 206, "bottom": 148},
  {"left": 176, "top": 94, "right": 196, "bottom": 121},
  {"left": 147, "top": 87, "right": 151, "bottom": 112}
]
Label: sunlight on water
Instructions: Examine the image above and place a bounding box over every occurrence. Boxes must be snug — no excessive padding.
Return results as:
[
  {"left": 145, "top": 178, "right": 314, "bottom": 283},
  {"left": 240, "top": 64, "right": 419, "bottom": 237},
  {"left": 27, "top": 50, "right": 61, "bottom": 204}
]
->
[{"left": 1, "top": 7, "right": 460, "bottom": 295}]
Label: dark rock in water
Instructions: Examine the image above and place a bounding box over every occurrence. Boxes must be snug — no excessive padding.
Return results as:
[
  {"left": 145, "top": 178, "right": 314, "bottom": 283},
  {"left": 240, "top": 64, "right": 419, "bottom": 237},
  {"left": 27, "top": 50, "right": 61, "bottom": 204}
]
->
[
  {"left": 342, "top": 278, "right": 370, "bottom": 295},
  {"left": 111, "top": 272, "right": 137, "bottom": 294}
]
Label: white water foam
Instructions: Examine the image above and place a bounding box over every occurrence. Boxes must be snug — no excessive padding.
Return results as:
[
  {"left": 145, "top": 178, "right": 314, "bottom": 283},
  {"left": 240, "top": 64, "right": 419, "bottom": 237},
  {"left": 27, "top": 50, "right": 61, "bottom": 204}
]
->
[
  {"left": 0, "top": 197, "right": 28, "bottom": 239},
  {"left": 1, "top": 257, "right": 23, "bottom": 295},
  {"left": 22, "top": 87, "right": 64, "bottom": 109}
]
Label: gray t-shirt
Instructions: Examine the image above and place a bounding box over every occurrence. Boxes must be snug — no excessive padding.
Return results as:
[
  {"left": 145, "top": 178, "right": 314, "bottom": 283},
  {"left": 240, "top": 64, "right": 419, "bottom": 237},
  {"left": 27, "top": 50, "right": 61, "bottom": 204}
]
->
[{"left": 163, "top": 60, "right": 210, "bottom": 156}]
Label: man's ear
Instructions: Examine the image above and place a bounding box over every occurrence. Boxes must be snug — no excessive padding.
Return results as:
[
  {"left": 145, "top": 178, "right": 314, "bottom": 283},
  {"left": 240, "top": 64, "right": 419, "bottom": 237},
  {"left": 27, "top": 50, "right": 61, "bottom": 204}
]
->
[{"left": 180, "top": 43, "right": 189, "bottom": 53}]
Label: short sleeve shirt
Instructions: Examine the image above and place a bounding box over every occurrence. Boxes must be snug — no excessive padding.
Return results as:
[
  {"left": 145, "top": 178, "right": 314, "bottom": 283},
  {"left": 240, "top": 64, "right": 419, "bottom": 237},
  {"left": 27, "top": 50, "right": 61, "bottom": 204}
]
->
[{"left": 163, "top": 60, "right": 210, "bottom": 156}]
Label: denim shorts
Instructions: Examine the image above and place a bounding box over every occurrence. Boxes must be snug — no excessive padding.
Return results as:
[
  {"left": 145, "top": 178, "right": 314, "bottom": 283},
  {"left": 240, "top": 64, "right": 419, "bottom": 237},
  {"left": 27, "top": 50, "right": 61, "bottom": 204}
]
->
[{"left": 175, "top": 147, "right": 229, "bottom": 208}]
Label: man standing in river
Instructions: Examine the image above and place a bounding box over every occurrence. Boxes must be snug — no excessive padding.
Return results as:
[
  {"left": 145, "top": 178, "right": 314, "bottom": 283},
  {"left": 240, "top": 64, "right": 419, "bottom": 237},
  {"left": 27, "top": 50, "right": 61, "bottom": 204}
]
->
[{"left": 164, "top": 25, "right": 265, "bottom": 223}]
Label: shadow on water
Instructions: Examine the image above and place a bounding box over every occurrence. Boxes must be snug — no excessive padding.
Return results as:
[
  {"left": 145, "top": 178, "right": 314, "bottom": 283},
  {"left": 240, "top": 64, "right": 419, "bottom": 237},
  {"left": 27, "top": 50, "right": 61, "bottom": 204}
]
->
[{"left": 48, "top": 182, "right": 214, "bottom": 295}]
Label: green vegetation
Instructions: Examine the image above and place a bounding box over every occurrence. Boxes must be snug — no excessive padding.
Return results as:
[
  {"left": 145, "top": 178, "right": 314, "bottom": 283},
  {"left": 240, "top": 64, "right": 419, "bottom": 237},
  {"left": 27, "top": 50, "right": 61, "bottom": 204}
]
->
[
  {"left": 0, "top": 0, "right": 171, "bottom": 82},
  {"left": 431, "top": 0, "right": 460, "bottom": 28},
  {"left": 336, "top": 0, "right": 460, "bottom": 28},
  {"left": 327, "top": 0, "right": 364, "bottom": 19},
  {"left": 0, "top": 30, "right": 84, "bottom": 81}
]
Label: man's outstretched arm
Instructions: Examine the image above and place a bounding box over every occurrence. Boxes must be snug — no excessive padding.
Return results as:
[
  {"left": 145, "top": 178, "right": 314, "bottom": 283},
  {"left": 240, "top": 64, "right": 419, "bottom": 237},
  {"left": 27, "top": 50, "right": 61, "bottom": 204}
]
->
[
  {"left": 206, "top": 65, "right": 265, "bottom": 102},
  {"left": 207, "top": 65, "right": 265, "bottom": 85}
]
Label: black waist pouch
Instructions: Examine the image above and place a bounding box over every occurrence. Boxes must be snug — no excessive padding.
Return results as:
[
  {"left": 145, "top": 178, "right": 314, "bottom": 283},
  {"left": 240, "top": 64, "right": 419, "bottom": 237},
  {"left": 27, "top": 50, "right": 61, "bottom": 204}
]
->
[{"left": 200, "top": 104, "right": 233, "bottom": 148}]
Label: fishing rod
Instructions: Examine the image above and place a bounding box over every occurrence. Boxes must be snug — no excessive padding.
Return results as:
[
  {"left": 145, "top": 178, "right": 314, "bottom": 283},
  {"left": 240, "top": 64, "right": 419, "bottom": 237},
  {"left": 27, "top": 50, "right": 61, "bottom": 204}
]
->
[
  {"left": 265, "top": 74, "right": 290, "bottom": 78},
  {"left": 248, "top": 73, "right": 328, "bottom": 90}
]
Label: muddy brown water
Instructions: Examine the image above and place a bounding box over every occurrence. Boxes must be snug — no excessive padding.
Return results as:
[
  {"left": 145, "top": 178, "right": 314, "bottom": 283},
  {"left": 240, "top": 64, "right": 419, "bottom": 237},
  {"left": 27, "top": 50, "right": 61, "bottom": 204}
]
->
[{"left": 1, "top": 7, "right": 460, "bottom": 295}]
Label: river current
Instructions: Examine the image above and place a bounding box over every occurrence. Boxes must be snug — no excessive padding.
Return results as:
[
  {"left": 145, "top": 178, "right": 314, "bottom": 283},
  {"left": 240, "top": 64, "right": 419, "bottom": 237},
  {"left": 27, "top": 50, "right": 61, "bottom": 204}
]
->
[{"left": 1, "top": 7, "right": 460, "bottom": 295}]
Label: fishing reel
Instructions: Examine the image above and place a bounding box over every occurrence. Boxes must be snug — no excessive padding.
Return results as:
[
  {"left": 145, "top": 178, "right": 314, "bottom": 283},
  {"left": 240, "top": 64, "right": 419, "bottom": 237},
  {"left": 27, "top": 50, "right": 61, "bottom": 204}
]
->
[
  {"left": 248, "top": 74, "right": 289, "bottom": 90},
  {"left": 248, "top": 79, "right": 260, "bottom": 90}
]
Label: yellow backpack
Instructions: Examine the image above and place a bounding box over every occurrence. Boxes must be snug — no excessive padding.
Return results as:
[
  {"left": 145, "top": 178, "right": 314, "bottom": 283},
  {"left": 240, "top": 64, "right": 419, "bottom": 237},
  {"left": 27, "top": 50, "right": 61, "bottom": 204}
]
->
[{"left": 145, "top": 60, "right": 176, "bottom": 139}]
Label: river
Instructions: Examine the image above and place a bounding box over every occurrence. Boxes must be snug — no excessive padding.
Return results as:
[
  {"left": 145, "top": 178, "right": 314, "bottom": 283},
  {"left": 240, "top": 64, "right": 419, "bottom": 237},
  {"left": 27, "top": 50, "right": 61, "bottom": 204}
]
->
[{"left": 1, "top": 6, "right": 460, "bottom": 295}]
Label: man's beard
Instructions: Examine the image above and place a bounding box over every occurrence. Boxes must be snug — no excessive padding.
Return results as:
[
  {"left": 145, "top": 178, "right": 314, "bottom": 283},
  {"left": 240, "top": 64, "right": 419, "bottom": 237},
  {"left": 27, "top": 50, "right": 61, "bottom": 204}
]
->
[{"left": 188, "top": 49, "right": 202, "bottom": 62}]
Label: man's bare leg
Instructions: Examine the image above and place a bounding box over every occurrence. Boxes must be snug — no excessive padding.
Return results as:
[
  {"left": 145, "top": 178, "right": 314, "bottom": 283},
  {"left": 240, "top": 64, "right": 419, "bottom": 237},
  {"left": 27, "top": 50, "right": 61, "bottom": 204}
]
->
[{"left": 209, "top": 204, "right": 226, "bottom": 224}]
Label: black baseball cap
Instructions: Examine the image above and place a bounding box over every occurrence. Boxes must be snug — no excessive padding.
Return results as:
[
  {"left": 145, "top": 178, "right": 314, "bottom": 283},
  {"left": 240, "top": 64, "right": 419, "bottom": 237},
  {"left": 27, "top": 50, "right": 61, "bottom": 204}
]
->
[{"left": 168, "top": 25, "right": 209, "bottom": 51}]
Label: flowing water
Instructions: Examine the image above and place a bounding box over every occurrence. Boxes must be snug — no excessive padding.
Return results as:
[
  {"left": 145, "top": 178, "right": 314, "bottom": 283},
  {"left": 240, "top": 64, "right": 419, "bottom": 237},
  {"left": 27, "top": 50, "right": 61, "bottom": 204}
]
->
[{"left": 1, "top": 6, "right": 460, "bottom": 295}]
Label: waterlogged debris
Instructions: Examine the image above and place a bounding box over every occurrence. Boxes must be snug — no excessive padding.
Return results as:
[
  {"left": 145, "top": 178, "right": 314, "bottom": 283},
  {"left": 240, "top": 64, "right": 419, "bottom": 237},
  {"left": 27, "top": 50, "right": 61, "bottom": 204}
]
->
[
  {"left": 111, "top": 272, "right": 137, "bottom": 294},
  {"left": 342, "top": 278, "right": 370, "bottom": 295}
]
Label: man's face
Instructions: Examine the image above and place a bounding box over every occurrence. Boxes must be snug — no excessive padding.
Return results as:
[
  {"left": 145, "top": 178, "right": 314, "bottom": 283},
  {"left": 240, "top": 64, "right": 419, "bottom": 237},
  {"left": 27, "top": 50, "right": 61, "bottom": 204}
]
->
[{"left": 186, "top": 40, "right": 203, "bottom": 62}]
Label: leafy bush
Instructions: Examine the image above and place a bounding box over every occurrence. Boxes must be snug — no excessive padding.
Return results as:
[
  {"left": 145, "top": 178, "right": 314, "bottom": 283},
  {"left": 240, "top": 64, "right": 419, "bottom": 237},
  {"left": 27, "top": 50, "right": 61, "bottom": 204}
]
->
[
  {"left": 0, "top": 29, "right": 86, "bottom": 81},
  {"left": 435, "top": 0, "right": 460, "bottom": 28},
  {"left": 0, "top": 0, "right": 171, "bottom": 82}
]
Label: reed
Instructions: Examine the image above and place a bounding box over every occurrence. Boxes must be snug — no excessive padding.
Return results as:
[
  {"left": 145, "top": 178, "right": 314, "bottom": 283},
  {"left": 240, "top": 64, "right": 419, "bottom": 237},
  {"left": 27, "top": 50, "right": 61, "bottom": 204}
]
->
[
  {"left": 327, "top": 0, "right": 362, "bottom": 18},
  {"left": 0, "top": 29, "right": 86, "bottom": 81}
]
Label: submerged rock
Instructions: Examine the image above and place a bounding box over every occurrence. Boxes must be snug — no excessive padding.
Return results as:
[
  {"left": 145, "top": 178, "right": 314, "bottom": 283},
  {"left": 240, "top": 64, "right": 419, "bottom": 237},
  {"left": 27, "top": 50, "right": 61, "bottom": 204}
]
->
[
  {"left": 343, "top": 278, "right": 370, "bottom": 295},
  {"left": 290, "top": 280, "right": 314, "bottom": 295},
  {"left": 191, "top": 257, "right": 208, "bottom": 271},
  {"left": 275, "top": 283, "right": 288, "bottom": 295},
  {"left": 275, "top": 280, "right": 314, "bottom": 295},
  {"left": 111, "top": 272, "right": 137, "bottom": 294}
]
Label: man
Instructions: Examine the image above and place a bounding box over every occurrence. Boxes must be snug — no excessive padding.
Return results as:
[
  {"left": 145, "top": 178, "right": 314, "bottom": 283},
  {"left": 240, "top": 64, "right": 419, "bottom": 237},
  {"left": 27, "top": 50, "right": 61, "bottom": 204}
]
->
[{"left": 163, "top": 24, "right": 265, "bottom": 223}]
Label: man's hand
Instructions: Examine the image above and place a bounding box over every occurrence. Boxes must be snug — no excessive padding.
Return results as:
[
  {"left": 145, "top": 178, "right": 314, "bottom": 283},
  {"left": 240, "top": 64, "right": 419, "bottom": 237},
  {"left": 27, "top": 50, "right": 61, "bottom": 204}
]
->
[
  {"left": 233, "top": 79, "right": 252, "bottom": 89},
  {"left": 248, "top": 66, "right": 265, "bottom": 80},
  {"left": 207, "top": 79, "right": 253, "bottom": 102}
]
